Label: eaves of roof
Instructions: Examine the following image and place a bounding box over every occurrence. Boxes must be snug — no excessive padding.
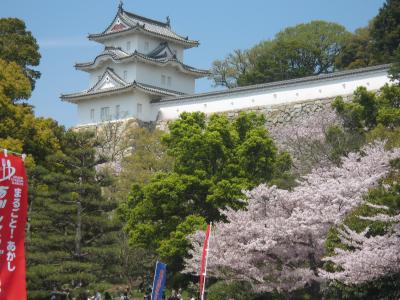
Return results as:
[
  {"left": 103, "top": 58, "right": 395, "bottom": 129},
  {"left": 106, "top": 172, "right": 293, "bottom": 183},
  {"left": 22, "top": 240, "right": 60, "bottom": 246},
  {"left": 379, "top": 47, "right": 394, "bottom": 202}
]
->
[
  {"left": 61, "top": 81, "right": 185, "bottom": 103},
  {"left": 75, "top": 50, "right": 209, "bottom": 77}
]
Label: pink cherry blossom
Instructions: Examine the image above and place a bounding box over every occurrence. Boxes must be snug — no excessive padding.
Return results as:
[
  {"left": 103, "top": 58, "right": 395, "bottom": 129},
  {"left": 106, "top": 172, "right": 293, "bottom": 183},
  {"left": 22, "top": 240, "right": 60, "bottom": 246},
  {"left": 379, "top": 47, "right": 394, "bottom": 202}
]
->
[{"left": 185, "top": 142, "right": 400, "bottom": 293}]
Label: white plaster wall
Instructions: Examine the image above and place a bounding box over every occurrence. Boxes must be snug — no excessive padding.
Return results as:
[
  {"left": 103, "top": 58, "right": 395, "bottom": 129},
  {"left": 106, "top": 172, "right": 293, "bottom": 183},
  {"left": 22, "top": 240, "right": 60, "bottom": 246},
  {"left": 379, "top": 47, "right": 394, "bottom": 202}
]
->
[
  {"left": 153, "top": 69, "right": 391, "bottom": 120},
  {"left": 88, "top": 63, "right": 137, "bottom": 88},
  {"left": 102, "top": 33, "right": 185, "bottom": 60},
  {"left": 77, "top": 90, "right": 154, "bottom": 125},
  {"left": 89, "top": 67, "right": 107, "bottom": 88},
  {"left": 137, "top": 34, "right": 162, "bottom": 54},
  {"left": 168, "top": 42, "right": 184, "bottom": 61},
  {"left": 103, "top": 35, "right": 139, "bottom": 54},
  {"left": 136, "top": 62, "right": 195, "bottom": 93},
  {"left": 135, "top": 33, "right": 184, "bottom": 60}
]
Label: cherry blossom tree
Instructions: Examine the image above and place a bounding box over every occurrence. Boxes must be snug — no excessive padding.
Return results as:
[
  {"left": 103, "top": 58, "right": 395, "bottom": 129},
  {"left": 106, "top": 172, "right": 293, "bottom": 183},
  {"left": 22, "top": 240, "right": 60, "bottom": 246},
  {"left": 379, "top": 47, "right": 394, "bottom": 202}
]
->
[
  {"left": 268, "top": 108, "right": 339, "bottom": 174},
  {"left": 185, "top": 142, "right": 400, "bottom": 295},
  {"left": 320, "top": 223, "right": 400, "bottom": 285}
]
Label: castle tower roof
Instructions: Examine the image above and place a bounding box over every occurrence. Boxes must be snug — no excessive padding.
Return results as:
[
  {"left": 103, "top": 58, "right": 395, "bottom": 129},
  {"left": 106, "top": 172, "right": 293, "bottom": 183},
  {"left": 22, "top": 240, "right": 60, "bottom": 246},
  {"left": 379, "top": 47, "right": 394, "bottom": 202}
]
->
[
  {"left": 88, "top": 5, "right": 199, "bottom": 48},
  {"left": 74, "top": 45, "right": 209, "bottom": 77}
]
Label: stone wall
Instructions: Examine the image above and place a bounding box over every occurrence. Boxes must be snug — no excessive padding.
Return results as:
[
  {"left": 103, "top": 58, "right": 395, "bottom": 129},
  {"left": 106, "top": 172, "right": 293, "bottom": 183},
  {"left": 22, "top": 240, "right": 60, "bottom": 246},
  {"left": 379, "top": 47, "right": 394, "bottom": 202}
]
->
[
  {"left": 76, "top": 93, "right": 353, "bottom": 132},
  {"left": 155, "top": 94, "right": 353, "bottom": 130}
]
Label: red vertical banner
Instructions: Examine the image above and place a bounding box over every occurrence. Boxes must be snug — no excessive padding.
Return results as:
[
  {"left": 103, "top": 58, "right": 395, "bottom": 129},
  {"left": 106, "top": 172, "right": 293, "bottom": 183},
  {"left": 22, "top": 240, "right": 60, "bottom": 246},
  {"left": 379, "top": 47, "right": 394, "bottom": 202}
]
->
[
  {"left": 199, "top": 224, "right": 211, "bottom": 300},
  {"left": 0, "top": 152, "right": 28, "bottom": 300}
]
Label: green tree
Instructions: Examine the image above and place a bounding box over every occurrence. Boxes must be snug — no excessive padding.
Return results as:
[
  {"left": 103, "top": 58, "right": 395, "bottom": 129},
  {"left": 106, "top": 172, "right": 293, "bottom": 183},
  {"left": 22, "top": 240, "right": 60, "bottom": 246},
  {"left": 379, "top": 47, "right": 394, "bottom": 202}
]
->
[
  {"left": 123, "top": 112, "right": 292, "bottom": 274},
  {"left": 333, "top": 84, "right": 400, "bottom": 132},
  {"left": 335, "top": 26, "right": 378, "bottom": 70},
  {"left": 0, "top": 18, "right": 41, "bottom": 90},
  {"left": 0, "top": 59, "right": 62, "bottom": 164},
  {"left": 370, "top": 0, "right": 400, "bottom": 62},
  {"left": 27, "top": 130, "right": 122, "bottom": 299},
  {"left": 210, "top": 21, "right": 350, "bottom": 87},
  {"left": 115, "top": 126, "right": 174, "bottom": 202},
  {"left": 209, "top": 49, "right": 252, "bottom": 88}
]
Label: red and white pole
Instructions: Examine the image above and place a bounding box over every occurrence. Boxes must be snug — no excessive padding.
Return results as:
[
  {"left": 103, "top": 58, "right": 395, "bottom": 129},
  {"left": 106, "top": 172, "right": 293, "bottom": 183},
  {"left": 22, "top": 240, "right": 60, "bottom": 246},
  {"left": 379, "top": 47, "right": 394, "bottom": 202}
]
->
[{"left": 199, "top": 223, "right": 212, "bottom": 300}]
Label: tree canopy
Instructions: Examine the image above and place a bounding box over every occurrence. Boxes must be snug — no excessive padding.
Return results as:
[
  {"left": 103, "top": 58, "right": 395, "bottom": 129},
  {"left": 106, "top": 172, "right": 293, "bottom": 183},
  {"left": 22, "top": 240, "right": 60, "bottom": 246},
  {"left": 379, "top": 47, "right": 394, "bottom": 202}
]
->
[
  {"left": 370, "top": 0, "right": 400, "bottom": 61},
  {"left": 185, "top": 143, "right": 400, "bottom": 297},
  {"left": 27, "top": 131, "right": 122, "bottom": 299},
  {"left": 0, "top": 18, "right": 41, "bottom": 90},
  {"left": 210, "top": 21, "right": 351, "bottom": 87},
  {"left": 122, "top": 112, "right": 292, "bottom": 274}
]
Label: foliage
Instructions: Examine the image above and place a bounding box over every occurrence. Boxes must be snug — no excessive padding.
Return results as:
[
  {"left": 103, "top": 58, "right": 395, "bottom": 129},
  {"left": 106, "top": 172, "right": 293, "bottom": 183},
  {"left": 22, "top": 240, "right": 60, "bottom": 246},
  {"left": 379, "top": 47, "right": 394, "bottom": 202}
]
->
[
  {"left": 0, "top": 58, "right": 31, "bottom": 100},
  {"left": 210, "top": 21, "right": 350, "bottom": 87},
  {"left": 268, "top": 107, "right": 366, "bottom": 175},
  {"left": 367, "top": 124, "right": 400, "bottom": 149},
  {"left": 336, "top": 0, "right": 400, "bottom": 71},
  {"left": 209, "top": 49, "right": 251, "bottom": 88},
  {"left": 335, "top": 26, "right": 378, "bottom": 70},
  {"left": 123, "top": 112, "right": 292, "bottom": 274},
  {"left": 0, "top": 18, "right": 41, "bottom": 90},
  {"left": 185, "top": 143, "right": 400, "bottom": 297},
  {"left": 27, "top": 130, "right": 122, "bottom": 299},
  {"left": 114, "top": 126, "right": 173, "bottom": 201},
  {"left": 370, "top": 0, "right": 400, "bottom": 62},
  {"left": 333, "top": 84, "right": 400, "bottom": 131},
  {"left": 207, "top": 281, "right": 255, "bottom": 300},
  {"left": 322, "top": 159, "right": 400, "bottom": 299},
  {"left": 117, "top": 232, "right": 156, "bottom": 291},
  {"left": 388, "top": 46, "right": 400, "bottom": 82},
  {"left": 0, "top": 59, "right": 62, "bottom": 165},
  {"left": 239, "top": 21, "right": 350, "bottom": 86}
]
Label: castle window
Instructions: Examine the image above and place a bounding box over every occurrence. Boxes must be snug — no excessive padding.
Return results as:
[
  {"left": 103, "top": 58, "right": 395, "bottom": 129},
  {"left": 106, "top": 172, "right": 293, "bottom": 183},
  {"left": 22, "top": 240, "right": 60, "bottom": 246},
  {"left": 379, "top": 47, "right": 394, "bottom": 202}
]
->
[
  {"left": 115, "top": 105, "right": 120, "bottom": 119},
  {"left": 101, "top": 107, "right": 110, "bottom": 121},
  {"left": 127, "top": 41, "right": 131, "bottom": 51},
  {"left": 161, "top": 75, "right": 166, "bottom": 85},
  {"left": 167, "top": 76, "right": 172, "bottom": 87},
  {"left": 137, "top": 103, "right": 142, "bottom": 115},
  {"left": 144, "top": 41, "right": 149, "bottom": 51},
  {"left": 123, "top": 70, "right": 127, "bottom": 80},
  {"left": 90, "top": 109, "right": 95, "bottom": 122}
]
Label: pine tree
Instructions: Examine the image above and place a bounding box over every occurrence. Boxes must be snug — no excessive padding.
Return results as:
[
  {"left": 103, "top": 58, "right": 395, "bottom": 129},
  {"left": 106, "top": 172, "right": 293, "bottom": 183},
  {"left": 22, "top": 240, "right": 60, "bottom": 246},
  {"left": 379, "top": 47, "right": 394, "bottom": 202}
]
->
[{"left": 27, "top": 130, "right": 122, "bottom": 299}]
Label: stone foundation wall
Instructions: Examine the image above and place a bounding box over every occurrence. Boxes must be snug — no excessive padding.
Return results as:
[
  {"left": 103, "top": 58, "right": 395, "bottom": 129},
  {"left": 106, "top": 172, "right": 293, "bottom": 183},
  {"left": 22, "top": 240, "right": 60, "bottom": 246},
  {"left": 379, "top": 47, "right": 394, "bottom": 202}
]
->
[
  {"left": 76, "top": 94, "right": 353, "bottom": 132},
  {"left": 155, "top": 94, "right": 353, "bottom": 130}
]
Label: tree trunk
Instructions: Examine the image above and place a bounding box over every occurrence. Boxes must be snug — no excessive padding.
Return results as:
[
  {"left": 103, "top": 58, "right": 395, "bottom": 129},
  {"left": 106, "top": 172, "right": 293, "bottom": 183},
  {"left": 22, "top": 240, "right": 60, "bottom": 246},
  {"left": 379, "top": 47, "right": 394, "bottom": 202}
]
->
[
  {"left": 75, "top": 200, "right": 82, "bottom": 258},
  {"left": 309, "top": 280, "right": 321, "bottom": 300},
  {"left": 307, "top": 252, "right": 321, "bottom": 300}
]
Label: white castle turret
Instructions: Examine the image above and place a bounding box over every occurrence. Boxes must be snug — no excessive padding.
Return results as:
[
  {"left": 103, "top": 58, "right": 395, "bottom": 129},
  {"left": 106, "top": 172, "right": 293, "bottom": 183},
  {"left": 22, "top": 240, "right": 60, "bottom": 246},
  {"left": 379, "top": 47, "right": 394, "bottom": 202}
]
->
[
  {"left": 61, "top": 3, "right": 208, "bottom": 125},
  {"left": 62, "top": 4, "right": 391, "bottom": 128}
]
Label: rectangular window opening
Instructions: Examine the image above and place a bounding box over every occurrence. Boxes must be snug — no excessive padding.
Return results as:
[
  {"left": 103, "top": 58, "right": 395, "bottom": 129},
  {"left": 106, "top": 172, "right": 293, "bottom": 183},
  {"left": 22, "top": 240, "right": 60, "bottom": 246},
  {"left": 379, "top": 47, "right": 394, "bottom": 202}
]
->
[
  {"left": 90, "top": 109, "right": 95, "bottom": 122},
  {"left": 100, "top": 107, "right": 110, "bottom": 121},
  {"left": 161, "top": 75, "right": 166, "bottom": 85},
  {"left": 115, "top": 105, "right": 120, "bottom": 119},
  {"left": 137, "top": 103, "right": 142, "bottom": 115}
]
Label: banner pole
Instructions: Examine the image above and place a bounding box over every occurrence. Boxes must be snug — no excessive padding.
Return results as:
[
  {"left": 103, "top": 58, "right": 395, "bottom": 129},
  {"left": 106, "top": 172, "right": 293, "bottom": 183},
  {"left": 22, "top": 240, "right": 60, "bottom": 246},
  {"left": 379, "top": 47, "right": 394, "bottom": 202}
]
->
[
  {"left": 150, "top": 261, "right": 159, "bottom": 300},
  {"left": 0, "top": 149, "right": 24, "bottom": 157},
  {"left": 201, "top": 223, "right": 212, "bottom": 300}
]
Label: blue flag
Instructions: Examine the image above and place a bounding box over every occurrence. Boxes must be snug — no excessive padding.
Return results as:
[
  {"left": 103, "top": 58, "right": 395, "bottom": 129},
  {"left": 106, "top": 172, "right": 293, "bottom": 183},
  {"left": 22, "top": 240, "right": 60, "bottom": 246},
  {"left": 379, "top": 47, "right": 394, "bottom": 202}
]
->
[{"left": 151, "top": 261, "right": 167, "bottom": 300}]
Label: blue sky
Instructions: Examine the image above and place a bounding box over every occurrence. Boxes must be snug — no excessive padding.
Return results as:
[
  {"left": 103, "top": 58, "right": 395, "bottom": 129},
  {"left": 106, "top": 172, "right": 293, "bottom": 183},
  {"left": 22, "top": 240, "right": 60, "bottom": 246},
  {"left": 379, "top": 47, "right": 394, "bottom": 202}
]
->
[{"left": 2, "top": 0, "right": 385, "bottom": 128}]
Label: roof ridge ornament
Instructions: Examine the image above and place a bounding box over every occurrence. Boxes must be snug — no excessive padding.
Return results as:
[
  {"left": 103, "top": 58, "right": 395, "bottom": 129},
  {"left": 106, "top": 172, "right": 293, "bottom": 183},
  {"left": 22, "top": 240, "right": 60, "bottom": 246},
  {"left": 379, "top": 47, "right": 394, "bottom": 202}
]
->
[
  {"left": 166, "top": 16, "right": 171, "bottom": 27},
  {"left": 118, "top": 0, "right": 124, "bottom": 12}
]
